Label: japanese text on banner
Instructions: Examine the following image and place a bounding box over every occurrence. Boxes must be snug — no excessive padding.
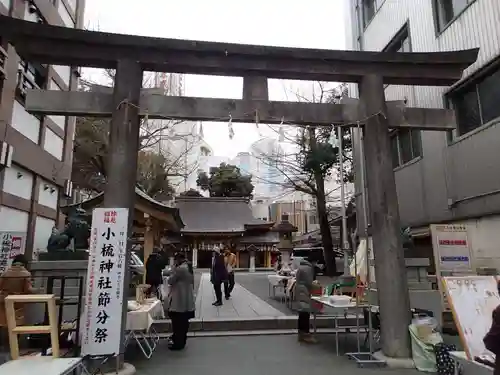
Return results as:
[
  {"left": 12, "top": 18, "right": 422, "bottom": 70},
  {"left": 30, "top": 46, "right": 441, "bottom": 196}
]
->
[
  {"left": 0, "top": 232, "right": 26, "bottom": 275},
  {"left": 82, "top": 208, "right": 129, "bottom": 357}
]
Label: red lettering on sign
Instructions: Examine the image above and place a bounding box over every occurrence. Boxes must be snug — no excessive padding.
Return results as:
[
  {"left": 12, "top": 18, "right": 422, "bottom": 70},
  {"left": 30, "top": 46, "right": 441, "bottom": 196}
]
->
[{"left": 438, "top": 239, "right": 467, "bottom": 246}]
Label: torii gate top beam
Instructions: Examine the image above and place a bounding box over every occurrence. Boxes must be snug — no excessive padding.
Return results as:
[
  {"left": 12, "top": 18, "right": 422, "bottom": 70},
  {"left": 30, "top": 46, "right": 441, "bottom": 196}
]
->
[{"left": 0, "top": 16, "right": 478, "bottom": 86}]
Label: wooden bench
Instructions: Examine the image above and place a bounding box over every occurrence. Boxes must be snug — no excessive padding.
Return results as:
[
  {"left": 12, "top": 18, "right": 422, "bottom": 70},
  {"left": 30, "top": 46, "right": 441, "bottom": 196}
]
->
[{"left": 5, "top": 294, "right": 59, "bottom": 360}]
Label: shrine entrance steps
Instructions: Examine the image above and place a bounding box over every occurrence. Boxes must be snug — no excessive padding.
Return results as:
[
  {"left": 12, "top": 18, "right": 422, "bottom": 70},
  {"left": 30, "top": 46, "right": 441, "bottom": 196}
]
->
[{"left": 152, "top": 273, "right": 360, "bottom": 335}]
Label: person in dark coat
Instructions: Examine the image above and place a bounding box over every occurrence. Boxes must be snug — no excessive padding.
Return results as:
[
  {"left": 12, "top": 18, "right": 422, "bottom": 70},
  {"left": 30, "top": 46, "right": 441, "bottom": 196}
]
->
[
  {"left": 484, "top": 303, "right": 500, "bottom": 375},
  {"left": 210, "top": 246, "right": 228, "bottom": 306},
  {"left": 145, "top": 248, "right": 168, "bottom": 298},
  {"left": 165, "top": 252, "right": 195, "bottom": 351}
]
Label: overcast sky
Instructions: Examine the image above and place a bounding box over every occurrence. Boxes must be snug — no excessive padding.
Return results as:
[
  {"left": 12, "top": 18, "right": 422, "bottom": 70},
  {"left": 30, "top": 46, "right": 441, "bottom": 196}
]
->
[{"left": 82, "top": 0, "right": 348, "bottom": 158}]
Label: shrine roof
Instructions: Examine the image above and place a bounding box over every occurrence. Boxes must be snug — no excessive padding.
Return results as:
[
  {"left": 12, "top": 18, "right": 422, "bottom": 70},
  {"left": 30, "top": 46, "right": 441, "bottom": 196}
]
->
[
  {"left": 244, "top": 218, "right": 275, "bottom": 229},
  {"left": 174, "top": 196, "right": 258, "bottom": 234},
  {"left": 61, "top": 187, "right": 184, "bottom": 230}
]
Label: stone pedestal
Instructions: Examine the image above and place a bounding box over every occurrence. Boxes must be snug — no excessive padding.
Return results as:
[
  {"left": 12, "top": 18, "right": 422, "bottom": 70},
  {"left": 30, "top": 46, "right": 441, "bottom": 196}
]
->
[
  {"left": 280, "top": 250, "right": 291, "bottom": 267},
  {"left": 38, "top": 250, "right": 89, "bottom": 261},
  {"left": 27, "top": 260, "right": 89, "bottom": 325},
  {"left": 368, "top": 257, "right": 443, "bottom": 328}
]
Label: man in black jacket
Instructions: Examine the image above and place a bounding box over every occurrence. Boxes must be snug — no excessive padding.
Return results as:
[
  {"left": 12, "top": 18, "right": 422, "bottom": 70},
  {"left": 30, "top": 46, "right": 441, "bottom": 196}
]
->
[
  {"left": 145, "top": 248, "right": 168, "bottom": 298},
  {"left": 210, "top": 246, "right": 228, "bottom": 306}
]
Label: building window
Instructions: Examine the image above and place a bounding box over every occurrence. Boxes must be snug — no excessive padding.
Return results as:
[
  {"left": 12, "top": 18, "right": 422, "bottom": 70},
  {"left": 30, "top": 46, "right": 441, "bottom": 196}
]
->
[
  {"left": 64, "top": 0, "right": 77, "bottom": 14},
  {"left": 391, "top": 129, "right": 422, "bottom": 168},
  {"left": 383, "top": 23, "right": 410, "bottom": 53},
  {"left": 433, "top": 0, "right": 474, "bottom": 32},
  {"left": 24, "top": 1, "right": 45, "bottom": 23},
  {"left": 57, "top": 0, "right": 75, "bottom": 28},
  {"left": 0, "top": 0, "right": 12, "bottom": 11},
  {"left": 16, "top": 59, "right": 47, "bottom": 102},
  {"left": 361, "top": 0, "right": 385, "bottom": 28},
  {"left": 200, "top": 146, "right": 211, "bottom": 156},
  {"left": 309, "top": 214, "right": 318, "bottom": 225},
  {"left": 448, "top": 62, "right": 500, "bottom": 137},
  {"left": 382, "top": 23, "right": 421, "bottom": 167}
]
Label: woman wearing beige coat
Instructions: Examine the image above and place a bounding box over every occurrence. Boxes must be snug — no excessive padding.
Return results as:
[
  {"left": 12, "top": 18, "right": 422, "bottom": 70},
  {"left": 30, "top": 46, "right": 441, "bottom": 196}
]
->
[{"left": 0, "top": 255, "right": 34, "bottom": 328}]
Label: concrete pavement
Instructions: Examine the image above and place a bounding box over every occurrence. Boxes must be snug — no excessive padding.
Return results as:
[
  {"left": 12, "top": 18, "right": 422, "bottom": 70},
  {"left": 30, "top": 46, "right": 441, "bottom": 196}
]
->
[
  {"left": 195, "top": 272, "right": 285, "bottom": 319},
  {"left": 128, "top": 335, "right": 419, "bottom": 375},
  {"left": 154, "top": 270, "right": 363, "bottom": 332}
]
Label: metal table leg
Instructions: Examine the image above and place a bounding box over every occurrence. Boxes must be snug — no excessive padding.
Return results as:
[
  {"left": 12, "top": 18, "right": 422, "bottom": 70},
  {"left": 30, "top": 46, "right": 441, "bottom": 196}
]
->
[{"left": 335, "top": 314, "right": 339, "bottom": 356}]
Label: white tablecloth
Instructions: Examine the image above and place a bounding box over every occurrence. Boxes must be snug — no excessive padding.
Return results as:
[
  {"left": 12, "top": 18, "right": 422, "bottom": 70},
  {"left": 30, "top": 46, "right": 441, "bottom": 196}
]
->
[
  {"left": 450, "top": 351, "right": 494, "bottom": 375},
  {"left": 126, "top": 299, "right": 164, "bottom": 331},
  {"left": 311, "top": 296, "right": 367, "bottom": 309},
  {"left": 267, "top": 274, "right": 291, "bottom": 286}
]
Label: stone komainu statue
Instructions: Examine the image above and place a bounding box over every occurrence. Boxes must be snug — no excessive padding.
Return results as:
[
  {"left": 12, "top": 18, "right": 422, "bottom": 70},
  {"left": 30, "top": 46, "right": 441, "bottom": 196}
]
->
[{"left": 47, "top": 207, "right": 90, "bottom": 252}]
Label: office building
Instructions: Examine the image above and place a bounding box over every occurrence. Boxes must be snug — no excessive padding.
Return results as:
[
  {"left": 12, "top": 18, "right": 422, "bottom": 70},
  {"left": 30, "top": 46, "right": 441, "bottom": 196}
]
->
[
  {"left": 347, "top": 0, "right": 500, "bottom": 268},
  {"left": 0, "top": 0, "right": 85, "bottom": 258}
]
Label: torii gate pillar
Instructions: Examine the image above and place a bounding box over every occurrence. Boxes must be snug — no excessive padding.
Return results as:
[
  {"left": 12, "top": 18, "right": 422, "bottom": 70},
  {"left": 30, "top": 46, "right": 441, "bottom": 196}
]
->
[
  {"left": 104, "top": 59, "right": 143, "bottom": 366},
  {"left": 360, "top": 74, "right": 411, "bottom": 358}
]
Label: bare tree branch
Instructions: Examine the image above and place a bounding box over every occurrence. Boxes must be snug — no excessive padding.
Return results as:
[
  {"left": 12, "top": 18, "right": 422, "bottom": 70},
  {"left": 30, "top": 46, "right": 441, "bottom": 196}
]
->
[{"left": 73, "top": 71, "right": 203, "bottom": 195}]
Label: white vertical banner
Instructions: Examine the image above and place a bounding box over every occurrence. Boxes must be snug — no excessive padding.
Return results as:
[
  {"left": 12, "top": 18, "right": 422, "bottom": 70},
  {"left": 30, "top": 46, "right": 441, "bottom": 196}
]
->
[
  {"left": 0, "top": 232, "right": 27, "bottom": 274},
  {"left": 82, "top": 208, "right": 129, "bottom": 357}
]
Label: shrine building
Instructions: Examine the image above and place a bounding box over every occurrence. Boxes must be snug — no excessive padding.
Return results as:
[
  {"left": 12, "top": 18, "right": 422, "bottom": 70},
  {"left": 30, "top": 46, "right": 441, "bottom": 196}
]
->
[{"left": 165, "top": 196, "right": 281, "bottom": 270}]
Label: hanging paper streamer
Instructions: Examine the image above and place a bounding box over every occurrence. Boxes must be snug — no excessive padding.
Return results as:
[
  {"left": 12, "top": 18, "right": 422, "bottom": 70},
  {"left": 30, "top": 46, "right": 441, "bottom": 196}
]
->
[
  {"left": 228, "top": 114, "right": 234, "bottom": 139},
  {"left": 199, "top": 122, "right": 204, "bottom": 139},
  {"left": 255, "top": 110, "right": 262, "bottom": 136},
  {"left": 278, "top": 117, "right": 285, "bottom": 142},
  {"left": 328, "top": 126, "right": 338, "bottom": 147},
  {"left": 278, "top": 127, "right": 285, "bottom": 142}
]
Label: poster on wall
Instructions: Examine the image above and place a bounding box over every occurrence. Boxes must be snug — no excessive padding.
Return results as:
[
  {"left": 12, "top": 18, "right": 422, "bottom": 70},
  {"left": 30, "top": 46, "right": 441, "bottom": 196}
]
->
[
  {"left": 431, "top": 224, "right": 473, "bottom": 273},
  {"left": 81, "top": 208, "right": 129, "bottom": 357},
  {"left": 430, "top": 224, "right": 474, "bottom": 311},
  {"left": 0, "top": 231, "right": 27, "bottom": 274}
]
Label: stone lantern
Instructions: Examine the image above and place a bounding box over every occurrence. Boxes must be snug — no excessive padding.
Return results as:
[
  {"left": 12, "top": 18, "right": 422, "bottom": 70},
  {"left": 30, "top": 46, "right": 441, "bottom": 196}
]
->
[{"left": 272, "top": 214, "right": 298, "bottom": 267}]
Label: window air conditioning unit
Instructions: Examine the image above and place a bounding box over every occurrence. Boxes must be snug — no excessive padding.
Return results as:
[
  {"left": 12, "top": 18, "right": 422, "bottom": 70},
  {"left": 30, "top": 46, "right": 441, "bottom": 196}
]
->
[{"left": 0, "top": 142, "right": 14, "bottom": 168}]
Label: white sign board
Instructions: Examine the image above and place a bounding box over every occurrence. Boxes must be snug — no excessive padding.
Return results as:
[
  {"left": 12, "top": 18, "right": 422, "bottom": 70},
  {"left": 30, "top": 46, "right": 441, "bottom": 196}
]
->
[
  {"left": 432, "top": 224, "right": 473, "bottom": 272},
  {"left": 431, "top": 224, "right": 474, "bottom": 311},
  {"left": 82, "top": 208, "right": 129, "bottom": 357},
  {"left": 0, "top": 232, "right": 27, "bottom": 274},
  {"left": 443, "top": 276, "right": 499, "bottom": 360}
]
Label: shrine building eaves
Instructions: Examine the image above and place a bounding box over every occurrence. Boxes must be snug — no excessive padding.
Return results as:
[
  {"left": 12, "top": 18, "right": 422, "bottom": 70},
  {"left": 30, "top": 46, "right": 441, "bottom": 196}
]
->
[{"left": 0, "top": 15, "right": 478, "bottom": 86}]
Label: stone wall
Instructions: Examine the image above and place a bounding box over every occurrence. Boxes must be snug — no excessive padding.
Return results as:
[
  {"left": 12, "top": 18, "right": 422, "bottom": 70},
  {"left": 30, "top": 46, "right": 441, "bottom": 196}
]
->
[{"left": 26, "top": 260, "right": 88, "bottom": 325}]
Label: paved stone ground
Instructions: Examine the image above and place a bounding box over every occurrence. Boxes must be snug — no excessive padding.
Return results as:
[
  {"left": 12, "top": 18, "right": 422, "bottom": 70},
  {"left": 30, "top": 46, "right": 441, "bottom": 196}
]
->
[
  {"left": 235, "top": 272, "right": 294, "bottom": 314},
  {"left": 127, "top": 335, "right": 420, "bottom": 375},
  {"left": 235, "top": 272, "right": 338, "bottom": 314},
  {"left": 195, "top": 273, "right": 284, "bottom": 319}
]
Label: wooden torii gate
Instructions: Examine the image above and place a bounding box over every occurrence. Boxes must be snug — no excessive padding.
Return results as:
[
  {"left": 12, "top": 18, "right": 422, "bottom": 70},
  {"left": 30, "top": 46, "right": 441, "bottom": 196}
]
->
[{"left": 0, "top": 15, "right": 478, "bottom": 360}]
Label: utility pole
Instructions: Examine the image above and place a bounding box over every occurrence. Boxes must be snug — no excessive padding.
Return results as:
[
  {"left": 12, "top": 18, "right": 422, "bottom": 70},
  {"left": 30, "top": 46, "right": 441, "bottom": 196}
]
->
[{"left": 338, "top": 125, "right": 350, "bottom": 276}]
